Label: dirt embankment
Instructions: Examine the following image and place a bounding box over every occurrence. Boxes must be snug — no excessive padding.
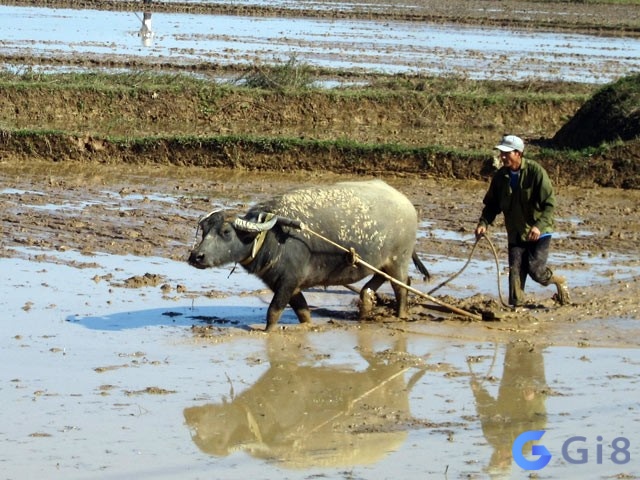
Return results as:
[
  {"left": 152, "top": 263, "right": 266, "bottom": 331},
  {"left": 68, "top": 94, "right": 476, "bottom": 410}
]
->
[
  {"left": 2, "top": 85, "right": 590, "bottom": 147},
  {"left": 2, "top": 81, "right": 639, "bottom": 188},
  {"left": 2, "top": 1, "right": 639, "bottom": 187}
]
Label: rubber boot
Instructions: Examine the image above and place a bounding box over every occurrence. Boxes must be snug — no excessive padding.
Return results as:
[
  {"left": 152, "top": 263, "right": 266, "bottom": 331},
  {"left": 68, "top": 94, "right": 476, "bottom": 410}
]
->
[
  {"left": 550, "top": 275, "right": 570, "bottom": 305},
  {"left": 509, "top": 270, "right": 526, "bottom": 307}
]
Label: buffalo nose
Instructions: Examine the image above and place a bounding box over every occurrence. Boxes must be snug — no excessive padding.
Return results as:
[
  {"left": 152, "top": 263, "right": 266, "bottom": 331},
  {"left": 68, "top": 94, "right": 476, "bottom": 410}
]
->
[{"left": 188, "top": 251, "right": 205, "bottom": 266}]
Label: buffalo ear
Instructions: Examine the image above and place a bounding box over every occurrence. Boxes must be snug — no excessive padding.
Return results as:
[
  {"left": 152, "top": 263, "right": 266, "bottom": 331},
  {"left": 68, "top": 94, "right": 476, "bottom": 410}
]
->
[{"left": 198, "top": 209, "right": 225, "bottom": 235}]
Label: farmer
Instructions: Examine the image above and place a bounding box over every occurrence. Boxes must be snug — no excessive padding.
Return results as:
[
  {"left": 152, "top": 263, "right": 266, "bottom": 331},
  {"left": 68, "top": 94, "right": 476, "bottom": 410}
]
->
[{"left": 474, "top": 134, "right": 570, "bottom": 308}]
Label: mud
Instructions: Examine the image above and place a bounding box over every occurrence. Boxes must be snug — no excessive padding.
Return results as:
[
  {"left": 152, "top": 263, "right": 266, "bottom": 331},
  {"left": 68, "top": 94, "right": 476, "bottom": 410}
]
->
[
  {"left": 2, "top": 160, "right": 640, "bottom": 480},
  {"left": 2, "top": 159, "right": 639, "bottom": 338},
  {"left": 2, "top": 0, "right": 639, "bottom": 36}
]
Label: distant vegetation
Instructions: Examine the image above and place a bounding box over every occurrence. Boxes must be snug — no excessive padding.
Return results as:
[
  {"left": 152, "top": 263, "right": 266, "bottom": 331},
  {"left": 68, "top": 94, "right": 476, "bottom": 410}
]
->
[{"left": 553, "top": 73, "right": 640, "bottom": 149}]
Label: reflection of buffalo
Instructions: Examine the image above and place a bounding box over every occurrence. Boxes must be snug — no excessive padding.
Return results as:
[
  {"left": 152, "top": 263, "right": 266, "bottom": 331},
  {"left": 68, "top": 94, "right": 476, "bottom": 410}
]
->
[{"left": 184, "top": 332, "right": 427, "bottom": 468}]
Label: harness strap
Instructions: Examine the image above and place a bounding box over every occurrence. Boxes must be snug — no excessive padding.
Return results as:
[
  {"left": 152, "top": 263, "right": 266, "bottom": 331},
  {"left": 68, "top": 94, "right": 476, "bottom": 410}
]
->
[{"left": 239, "top": 213, "right": 276, "bottom": 265}]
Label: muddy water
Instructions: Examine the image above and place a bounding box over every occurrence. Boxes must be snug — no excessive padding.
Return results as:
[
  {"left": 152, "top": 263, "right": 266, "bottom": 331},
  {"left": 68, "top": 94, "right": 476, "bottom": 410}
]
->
[
  {"left": 2, "top": 5, "right": 640, "bottom": 83},
  {"left": 3, "top": 227, "right": 640, "bottom": 478}
]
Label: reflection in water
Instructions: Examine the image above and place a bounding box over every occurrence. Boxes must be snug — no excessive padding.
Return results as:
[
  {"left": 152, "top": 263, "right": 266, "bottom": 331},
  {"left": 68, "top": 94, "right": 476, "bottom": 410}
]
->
[
  {"left": 469, "top": 342, "right": 547, "bottom": 478},
  {"left": 138, "top": 0, "right": 154, "bottom": 46},
  {"left": 184, "top": 332, "right": 427, "bottom": 468}
]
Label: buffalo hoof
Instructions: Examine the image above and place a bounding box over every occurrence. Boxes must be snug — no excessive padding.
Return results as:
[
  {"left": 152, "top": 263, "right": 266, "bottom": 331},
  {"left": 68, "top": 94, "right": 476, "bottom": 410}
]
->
[{"left": 358, "top": 288, "right": 376, "bottom": 319}]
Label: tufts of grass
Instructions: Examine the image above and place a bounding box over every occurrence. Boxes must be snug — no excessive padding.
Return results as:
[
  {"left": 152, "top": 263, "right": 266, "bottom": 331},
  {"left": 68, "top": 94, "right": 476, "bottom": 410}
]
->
[{"left": 236, "top": 56, "right": 315, "bottom": 91}]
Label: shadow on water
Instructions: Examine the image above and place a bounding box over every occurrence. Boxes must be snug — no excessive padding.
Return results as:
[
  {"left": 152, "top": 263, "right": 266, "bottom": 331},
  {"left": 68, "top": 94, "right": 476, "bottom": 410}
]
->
[
  {"left": 65, "top": 305, "right": 298, "bottom": 331},
  {"left": 65, "top": 286, "right": 359, "bottom": 331}
]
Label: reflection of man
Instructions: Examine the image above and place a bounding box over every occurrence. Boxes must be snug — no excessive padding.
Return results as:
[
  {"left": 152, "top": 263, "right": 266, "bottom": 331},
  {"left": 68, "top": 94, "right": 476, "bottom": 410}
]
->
[
  {"left": 469, "top": 342, "right": 547, "bottom": 478},
  {"left": 138, "top": 0, "right": 154, "bottom": 47}
]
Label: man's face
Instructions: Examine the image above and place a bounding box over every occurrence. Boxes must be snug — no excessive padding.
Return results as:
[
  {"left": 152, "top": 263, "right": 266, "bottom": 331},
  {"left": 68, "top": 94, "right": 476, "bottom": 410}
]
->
[{"left": 499, "top": 149, "right": 522, "bottom": 171}]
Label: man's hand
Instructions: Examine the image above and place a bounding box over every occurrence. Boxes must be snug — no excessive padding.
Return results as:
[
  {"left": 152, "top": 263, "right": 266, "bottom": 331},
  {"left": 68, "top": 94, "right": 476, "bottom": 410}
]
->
[
  {"left": 475, "top": 225, "right": 487, "bottom": 240},
  {"left": 528, "top": 226, "right": 541, "bottom": 241}
]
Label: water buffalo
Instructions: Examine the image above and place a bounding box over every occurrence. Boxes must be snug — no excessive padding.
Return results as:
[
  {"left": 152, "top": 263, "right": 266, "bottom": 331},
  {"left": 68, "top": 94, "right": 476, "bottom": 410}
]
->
[{"left": 188, "top": 180, "right": 429, "bottom": 330}]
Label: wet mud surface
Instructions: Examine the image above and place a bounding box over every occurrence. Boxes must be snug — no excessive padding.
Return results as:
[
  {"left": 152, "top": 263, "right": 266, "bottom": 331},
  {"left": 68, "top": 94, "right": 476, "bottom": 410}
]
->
[
  {"left": 1, "top": 0, "right": 639, "bottom": 84},
  {"left": 2, "top": 161, "right": 640, "bottom": 479},
  {"left": 3, "top": 160, "right": 639, "bottom": 340},
  {"left": 2, "top": 0, "right": 640, "bottom": 36}
]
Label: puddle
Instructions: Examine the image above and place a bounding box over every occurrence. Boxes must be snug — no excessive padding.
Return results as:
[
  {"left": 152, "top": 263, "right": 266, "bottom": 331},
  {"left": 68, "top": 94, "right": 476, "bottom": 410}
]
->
[
  {"left": 2, "top": 5, "right": 640, "bottom": 82},
  {"left": 1, "top": 186, "right": 184, "bottom": 216}
]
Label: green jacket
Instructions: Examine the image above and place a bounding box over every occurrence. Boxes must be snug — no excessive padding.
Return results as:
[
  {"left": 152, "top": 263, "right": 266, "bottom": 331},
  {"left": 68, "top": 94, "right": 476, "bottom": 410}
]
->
[{"left": 478, "top": 157, "right": 555, "bottom": 244}]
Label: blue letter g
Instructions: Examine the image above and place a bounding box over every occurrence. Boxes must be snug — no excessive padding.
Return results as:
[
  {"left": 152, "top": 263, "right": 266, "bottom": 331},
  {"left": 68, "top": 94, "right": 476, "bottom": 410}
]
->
[{"left": 512, "top": 430, "right": 552, "bottom": 470}]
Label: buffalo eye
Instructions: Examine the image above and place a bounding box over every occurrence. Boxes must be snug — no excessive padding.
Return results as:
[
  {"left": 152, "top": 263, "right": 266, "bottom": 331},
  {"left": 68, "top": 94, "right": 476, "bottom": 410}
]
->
[{"left": 220, "top": 224, "right": 234, "bottom": 240}]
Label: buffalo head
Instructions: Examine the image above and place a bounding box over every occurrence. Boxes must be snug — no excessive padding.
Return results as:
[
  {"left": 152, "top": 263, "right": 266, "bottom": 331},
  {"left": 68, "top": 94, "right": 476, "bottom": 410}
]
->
[{"left": 188, "top": 209, "right": 277, "bottom": 269}]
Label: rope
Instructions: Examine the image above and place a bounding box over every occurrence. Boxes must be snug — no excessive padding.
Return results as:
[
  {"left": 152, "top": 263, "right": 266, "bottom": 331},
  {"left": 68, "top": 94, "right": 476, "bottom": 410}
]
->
[
  {"left": 481, "top": 235, "right": 511, "bottom": 308},
  {"left": 427, "top": 234, "right": 510, "bottom": 309},
  {"left": 426, "top": 237, "right": 482, "bottom": 295},
  {"left": 298, "top": 223, "right": 483, "bottom": 321}
]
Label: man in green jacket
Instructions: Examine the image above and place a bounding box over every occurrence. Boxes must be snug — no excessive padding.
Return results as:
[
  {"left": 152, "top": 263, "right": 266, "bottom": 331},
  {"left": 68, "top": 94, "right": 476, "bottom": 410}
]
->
[{"left": 474, "top": 135, "right": 570, "bottom": 307}]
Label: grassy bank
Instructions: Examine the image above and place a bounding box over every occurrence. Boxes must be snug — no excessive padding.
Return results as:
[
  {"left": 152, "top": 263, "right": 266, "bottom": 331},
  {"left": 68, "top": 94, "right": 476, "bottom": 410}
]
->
[
  {"left": 0, "top": 70, "right": 638, "bottom": 188},
  {"left": 0, "top": 70, "right": 592, "bottom": 147}
]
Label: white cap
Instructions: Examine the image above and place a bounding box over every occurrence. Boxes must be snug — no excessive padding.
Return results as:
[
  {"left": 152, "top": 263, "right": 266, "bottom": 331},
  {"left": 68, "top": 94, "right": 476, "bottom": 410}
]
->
[{"left": 495, "top": 135, "right": 525, "bottom": 153}]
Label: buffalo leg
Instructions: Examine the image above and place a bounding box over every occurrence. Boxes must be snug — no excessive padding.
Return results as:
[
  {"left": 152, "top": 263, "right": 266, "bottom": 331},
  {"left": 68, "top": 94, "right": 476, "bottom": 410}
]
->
[
  {"left": 359, "top": 274, "right": 386, "bottom": 318},
  {"left": 289, "top": 291, "right": 312, "bottom": 325},
  {"left": 364, "top": 268, "right": 410, "bottom": 318},
  {"left": 265, "top": 285, "right": 307, "bottom": 331},
  {"left": 265, "top": 289, "right": 291, "bottom": 331},
  {"left": 390, "top": 273, "right": 409, "bottom": 318}
]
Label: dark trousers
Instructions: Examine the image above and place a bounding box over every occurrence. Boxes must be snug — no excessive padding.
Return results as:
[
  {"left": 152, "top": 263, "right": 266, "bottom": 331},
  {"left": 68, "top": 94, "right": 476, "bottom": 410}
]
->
[{"left": 508, "top": 236, "right": 554, "bottom": 306}]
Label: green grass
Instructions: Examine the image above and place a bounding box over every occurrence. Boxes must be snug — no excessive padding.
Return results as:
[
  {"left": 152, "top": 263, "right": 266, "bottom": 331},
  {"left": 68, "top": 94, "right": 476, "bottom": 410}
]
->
[
  {"left": 0, "top": 68, "right": 214, "bottom": 93},
  {"left": 237, "top": 56, "right": 315, "bottom": 91},
  {"left": 0, "top": 67, "right": 622, "bottom": 167},
  {"left": 0, "top": 66, "right": 597, "bottom": 99}
]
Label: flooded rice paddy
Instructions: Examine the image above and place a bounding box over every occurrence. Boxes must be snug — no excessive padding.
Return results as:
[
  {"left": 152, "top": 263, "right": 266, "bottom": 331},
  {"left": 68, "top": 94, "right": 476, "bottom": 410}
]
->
[
  {"left": 2, "top": 169, "right": 640, "bottom": 479},
  {"left": 1, "top": 5, "right": 640, "bottom": 83},
  {"left": 2, "top": 1, "right": 640, "bottom": 478},
  {"left": 3, "top": 247, "right": 640, "bottom": 479}
]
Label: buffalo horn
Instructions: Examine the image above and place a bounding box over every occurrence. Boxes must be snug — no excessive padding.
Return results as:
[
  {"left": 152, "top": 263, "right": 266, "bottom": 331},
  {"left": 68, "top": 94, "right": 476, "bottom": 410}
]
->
[
  {"left": 192, "top": 208, "right": 223, "bottom": 248},
  {"left": 233, "top": 213, "right": 278, "bottom": 232}
]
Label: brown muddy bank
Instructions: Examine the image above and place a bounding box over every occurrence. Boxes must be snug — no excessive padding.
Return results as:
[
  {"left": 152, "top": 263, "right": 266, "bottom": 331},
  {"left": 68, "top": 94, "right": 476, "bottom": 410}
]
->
[
  {"left": 2, "top": 1, "right": 639, "bottom": 188},
  {"left": 2, "top": 77, "right": 639, "bottom": 188}
]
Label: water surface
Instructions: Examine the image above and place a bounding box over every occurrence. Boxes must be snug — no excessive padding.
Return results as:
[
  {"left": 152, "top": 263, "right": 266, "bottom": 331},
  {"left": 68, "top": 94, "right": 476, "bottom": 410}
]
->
[{"left": 2, "top": 5, "right": 639, "bottom": 82}]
